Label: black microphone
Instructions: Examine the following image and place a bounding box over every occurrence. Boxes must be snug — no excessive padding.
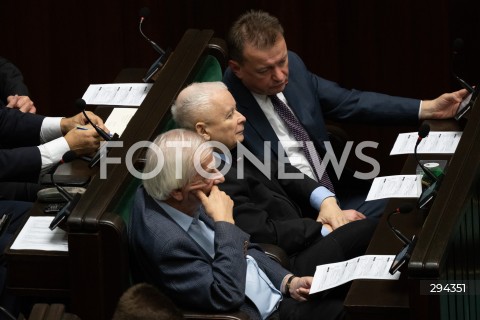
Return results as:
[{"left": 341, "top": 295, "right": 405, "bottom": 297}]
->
[
  {"left": 414, "top": 123, "right": 439, "bottom": 184},
  {"left": 48, "top": 151, "right": 85, "bottom": 230},
  {"left": 51, "top": 151, "right": 79, "bottom": 202},
  {"left": 138, "top": 7, "right": 171, "bottom": 82},
  {"left": 49, "top": 151, "right": 81, "bottom": 202},
  {"left": 49, "top": 192, "right": 82, "bottom": 231},
  {"left": 138, "top": 7, "right": 165, "bottom": 55},
  {"left": 75, "top": 98, "right": 112, "bottom": 141},
  {"left": 386, "top": 203, "right": 414, "bottom": 245}
]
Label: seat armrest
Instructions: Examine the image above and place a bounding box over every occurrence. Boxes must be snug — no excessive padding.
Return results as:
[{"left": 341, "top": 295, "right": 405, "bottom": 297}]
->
[{"left": 257, "top": 243, "right": 290, "bottom": 269}]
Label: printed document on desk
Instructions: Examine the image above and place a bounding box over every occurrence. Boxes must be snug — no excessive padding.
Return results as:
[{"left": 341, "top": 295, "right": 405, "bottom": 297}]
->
[
  {"left": 105, "top": 108, "right": 138, "bottom": 137},
  {"left": 310, "top": 255, "right": 400, "bottom": 294},
  {"left": 82, "top": 83, "right": 153, "bottom": 106},
  {"left": 365, "top": 175, "right": 422, "bottom": 201},
  {"left": 390, "top": 131, "right": 462, "bottom": 155},
  {"left": 10, "top": 216, "right": 68, "bottom": 252}
]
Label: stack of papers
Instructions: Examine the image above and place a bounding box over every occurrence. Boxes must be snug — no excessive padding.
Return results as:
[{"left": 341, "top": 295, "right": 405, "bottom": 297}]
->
[
  {"left": 366, "top": 175, "right": 422, "bottom": 201},
  {"left": 10, "top": 216, "right": 68, "bottom": 252},
  {"left": 390, "top": 131, "right": 462, "bottom": 155},
  {"left": 82, "top": 83, "right": 153, "bottom": 107},
  {"left": 310, "top": 255, "right": 400, "bottom": 294}
]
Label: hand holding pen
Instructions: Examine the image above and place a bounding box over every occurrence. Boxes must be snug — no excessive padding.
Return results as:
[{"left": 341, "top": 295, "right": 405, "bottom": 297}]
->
[{"left": 64, "top": 124, "right": 104, "bottom": 155}]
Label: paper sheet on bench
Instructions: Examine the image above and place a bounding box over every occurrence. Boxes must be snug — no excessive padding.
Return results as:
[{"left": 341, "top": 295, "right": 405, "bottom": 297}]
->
[
  {"left": 10, "top": 216, "right": 68, "bottom": 252},
  {"left": 365, "top": 175, "right": 422, "bottom": 201},
  {"left": 82, "top": 83, "right": 153, "bottom": 106},
  {"left": 104, "top": 108, "right": 138, "bottom": 137},
  {"left": 390, "top": 131, "right": 462, "bottom": 155},
  {"left": 310, "top": 255, "right": 400, "bottom": 294}
]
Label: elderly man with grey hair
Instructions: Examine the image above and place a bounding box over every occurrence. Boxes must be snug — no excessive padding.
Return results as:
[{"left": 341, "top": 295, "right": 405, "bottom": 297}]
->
[
  {"left": 128, "top": 128, "right": 347, "bottom": 320},
  {"left": 171, "top": 81, "right": 376, "bottom": 278}
]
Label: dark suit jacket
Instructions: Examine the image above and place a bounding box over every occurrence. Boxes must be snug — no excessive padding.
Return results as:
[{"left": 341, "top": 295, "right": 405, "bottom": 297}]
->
[
  {"left": 0, "top": 57, "right": 29, "bottom": 108},
  {"left": 223, "top": 50, "right": 420, "bottom": 161},
  {"left": 0, "top": 108, "right": 44, "bottom": 182},
  {"left": 128, "top": 186, "right": 289, "bottom": 318},
  {"left": 219, "top": 152, "right": 324, "bottom": 255}
]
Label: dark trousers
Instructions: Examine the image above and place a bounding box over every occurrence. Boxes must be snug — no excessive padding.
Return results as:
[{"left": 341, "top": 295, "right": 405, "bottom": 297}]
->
[
  {"left": 335, "top": 172, "right": 389, "bottom": 220},
  {"left": 291, "top": 219, "right": 377, "bottom": 276},
  {"left": 277, "top": 286, "right": 347, "bottom": 320},
  {"left": 0, "top": 200, "right": 32, "bottom": 314},
  {"left": 0, "top": 182, "right": 43, "bottom": 202}
]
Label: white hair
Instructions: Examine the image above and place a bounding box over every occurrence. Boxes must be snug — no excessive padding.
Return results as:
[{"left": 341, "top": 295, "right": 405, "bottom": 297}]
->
[
  {"left": 142, "top": 129, "right": 212, "bottom": 200},
  {"left": 171, "top": 81, "right": 228, "bottom": 129}
]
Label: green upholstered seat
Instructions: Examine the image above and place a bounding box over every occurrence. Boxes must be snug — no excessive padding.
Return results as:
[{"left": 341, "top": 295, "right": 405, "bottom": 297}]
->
[{"left": 112, "top": 55, "right": 223, "bottom": 224}]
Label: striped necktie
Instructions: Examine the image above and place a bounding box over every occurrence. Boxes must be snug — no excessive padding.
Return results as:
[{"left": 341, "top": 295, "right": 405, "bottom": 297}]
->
[{"left": 269, "top": 94, "right": 334, "bottom": 192}]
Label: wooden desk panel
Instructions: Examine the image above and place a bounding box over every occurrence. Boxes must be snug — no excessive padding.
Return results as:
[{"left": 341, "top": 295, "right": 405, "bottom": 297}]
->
[
  {"left": 345, "top": 120, "right": 461, "bottom": 320},
  {"left": 5, "top": 203, "right": 69, "bottom": 298}
]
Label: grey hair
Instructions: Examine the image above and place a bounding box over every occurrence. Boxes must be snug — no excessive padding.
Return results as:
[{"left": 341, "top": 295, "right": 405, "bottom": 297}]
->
[
  {"left": 142, "top": 129, "right": 212, "bottom": 200},
  {"left": 171, "top": 81, "right": 228, "bottom": 129}
]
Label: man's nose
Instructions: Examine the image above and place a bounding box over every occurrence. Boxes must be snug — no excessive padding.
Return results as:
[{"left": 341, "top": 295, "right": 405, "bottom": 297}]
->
[{"left": 272, "top": 67, "right": 285, "bottom": 81}]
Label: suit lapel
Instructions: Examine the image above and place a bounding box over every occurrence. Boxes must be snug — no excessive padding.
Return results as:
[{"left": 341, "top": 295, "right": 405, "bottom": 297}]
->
[
  {"left": 228, "top": 75, "right": 281, "bottom": 158},
  {"left": 241, "top": 98, "right": 280, "bottom": 152},
  {"left": 145, "top": 193, "right": 215, "bottom": 260}
]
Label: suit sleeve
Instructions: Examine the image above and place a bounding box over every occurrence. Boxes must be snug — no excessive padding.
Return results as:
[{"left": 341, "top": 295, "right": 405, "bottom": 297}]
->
[
  {"left": 0, "top": 108, "right": 44, "bottom": 182},
  {"left": 162, "top": 221, "right": 251, "bottom": 312},
  {"left": 287, "top": 51, "right": 420, "bottom": 125},
  {"left": 0, "top": 146, "right": 42, "bottom": 182},
  {"left": 0, "top": 57, "right": 29, "bottom": 108},
  {"left": 276, "top": 163, "right": 325, "bottom": 215},
  {"left": 135, "top": 207, "right": 251, "bottom": 313},
  {"left": 158, "top": 222, "right": 289, "bottom": 312},
  {"left": 0, "top": 108, "right": 44, "bottom": 147}
]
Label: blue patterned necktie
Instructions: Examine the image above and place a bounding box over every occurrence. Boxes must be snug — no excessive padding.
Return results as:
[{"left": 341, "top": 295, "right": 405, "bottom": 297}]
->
[{"left": 269, "top": 94, "right": 335, "bottom": 192}]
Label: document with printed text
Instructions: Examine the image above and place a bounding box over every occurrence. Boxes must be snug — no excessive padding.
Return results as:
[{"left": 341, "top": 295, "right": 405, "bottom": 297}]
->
[
  {"left": 104, "top": 108, "right": 138, "bottom": 137},
  {"left": 390, "top": 131, "right": 462, "bottom": 155},
  {"left": 82, "top": 83, "right": 153, "bottom": 106},
  {"left": 10, "top": 216, "right": 68, "bottom": 252},
  {"left": 365, "top": 175, "right": 422, "bottom": 201},
  {"left": 310, "top": 255, "right": 400, "bottom": 294}
]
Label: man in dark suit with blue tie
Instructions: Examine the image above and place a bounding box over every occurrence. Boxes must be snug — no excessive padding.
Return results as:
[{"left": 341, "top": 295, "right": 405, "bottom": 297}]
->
[
  {"left": 223, "top": 10, "right": 468, "bottom": 217},
  {"left": 128, "top": 129, "right": 347, "bottom": 320}
]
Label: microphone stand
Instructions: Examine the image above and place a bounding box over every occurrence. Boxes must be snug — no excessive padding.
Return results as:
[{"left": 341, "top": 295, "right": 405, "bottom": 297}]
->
[{"left": 138, "top": 7, "right": 171, "bottom": 82}]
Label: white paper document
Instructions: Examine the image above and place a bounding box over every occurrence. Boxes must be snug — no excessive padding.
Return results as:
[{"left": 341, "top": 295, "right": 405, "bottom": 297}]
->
[
  {"left": 310, "top": 255, "right": 400, "bottom": 294},
  {"left": 390, "top": 131, "right": 462, "bottom": 155},
  {"left": 366, "top": 175, "right": 422, "bottom": 201},
  {"left": 82, "top": 83, "right": 153, "bottom": 106},
  {"left": 10, "top": 216, "right": 68, "bottom": 252},
  {"left": 104, "top": 108, "right": 138, "bottom": 137}
]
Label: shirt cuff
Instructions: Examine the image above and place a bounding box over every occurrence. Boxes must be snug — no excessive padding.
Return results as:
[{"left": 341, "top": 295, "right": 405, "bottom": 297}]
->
[
  {"left": 310, "top": 186, "right": 336, "bottom": 210},
  {"left": 321, "top": 226, "right": 331, "bottom": 237},
  {"left": 40, "top": 117, "right": 64, "bottom": 143},
  {"left": 37, "top": 137, "right": 71, "bottom": 173},
  {"left": 418, "top": 101, "right": 423, "bottom": 119}
]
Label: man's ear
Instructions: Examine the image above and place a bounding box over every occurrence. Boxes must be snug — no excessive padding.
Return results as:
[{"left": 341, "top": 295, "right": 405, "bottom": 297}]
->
[
  {"left": 228, "top": 59, "right": 242, "bottom": 78},
  {"left": 195, "top": 122, "right": 210, "bottom": 141},
  {"left": 169, "top": 189, "right": 184, "bottom": 202}
]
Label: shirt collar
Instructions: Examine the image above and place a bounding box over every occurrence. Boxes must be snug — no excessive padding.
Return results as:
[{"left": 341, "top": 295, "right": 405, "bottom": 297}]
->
[
  {"left": 214, "top": 151, "right": 231, "bottom": 164},
  {"left": 154, "top": 199, "right": 201, "bottom": 232}
]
